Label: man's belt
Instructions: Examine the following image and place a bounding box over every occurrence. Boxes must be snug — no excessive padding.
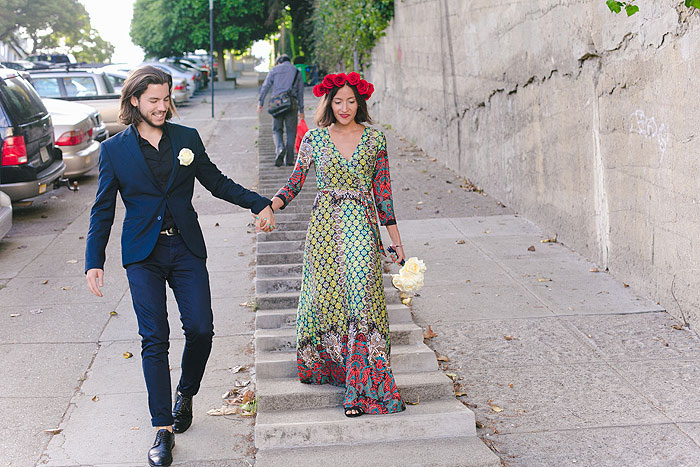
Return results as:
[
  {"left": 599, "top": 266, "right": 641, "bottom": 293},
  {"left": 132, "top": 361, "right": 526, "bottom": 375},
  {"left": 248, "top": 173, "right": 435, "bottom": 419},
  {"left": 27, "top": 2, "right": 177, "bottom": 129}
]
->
[{"left": 159, "top": 226, "right": 179, "bottom": 236}]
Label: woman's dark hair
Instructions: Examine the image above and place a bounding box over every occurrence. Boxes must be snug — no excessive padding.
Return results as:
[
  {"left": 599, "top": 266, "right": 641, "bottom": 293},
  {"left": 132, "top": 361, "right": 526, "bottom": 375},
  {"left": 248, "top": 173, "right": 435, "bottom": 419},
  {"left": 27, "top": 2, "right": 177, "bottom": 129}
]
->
[
  {"left": 119, "top": 65, "right": 177, "bottom": 125},
  {"left": 314, "top": 83, "right": 373, "bottom": 127}
]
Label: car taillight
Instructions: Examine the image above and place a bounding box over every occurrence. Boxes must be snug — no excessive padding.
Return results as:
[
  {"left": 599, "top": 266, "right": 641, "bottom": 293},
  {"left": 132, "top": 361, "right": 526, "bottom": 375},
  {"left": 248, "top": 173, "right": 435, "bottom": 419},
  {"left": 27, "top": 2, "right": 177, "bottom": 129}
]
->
[
  {"left": 88, "top": 128, "right": 94, "bottom": 137},
  {"left": 2, "top": 135, "right": 28, "bottom": 165},
  {"left": 174, "top": 83, "right": 186, "bottom": 90},
  {"left": 56, "top": 129, "right": 88, "bottom": 147}
]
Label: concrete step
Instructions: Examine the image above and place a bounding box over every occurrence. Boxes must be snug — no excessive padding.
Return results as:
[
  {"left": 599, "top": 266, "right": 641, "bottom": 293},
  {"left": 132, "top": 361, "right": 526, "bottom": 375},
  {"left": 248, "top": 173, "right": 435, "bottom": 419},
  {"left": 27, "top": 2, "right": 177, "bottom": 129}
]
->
[
  {"left": 255, "top": 343, "right": 438, "bottom": 379},
  {"left": 256, "top": 230, "right": 307, "bottom": 242},
  {"left": 255, "top": 436, "right": 500, "bottom": 467},
  {"left": 266, "top": 213, "right": 310, "bottom": 222},
  {"left": 257, "top": 240, "right": 305, "bottom": 254},
  {"left": 256, "top": 263, "right": 303, "bottom": 279},
  {"left": 257, "top": 371, "right": 455, "bottom": 412},
  {"left": 268, "top": 221, "right": 308, "bottom": 231},
  {"left": 255, "top": 274, "right": 397, "bottom": 294},
  {"left": 255, "top": 398, "right": 475, "bottom": 449},
  {"left": 255, "top": 322, "right": 424, "bottom": 351},
  {"left": 255, "top": 304, "right": 412, "bottom": 329},
  {"left": 257, "top": 252, "right": 304, "bottom": 266},
  {"left": 256, "top": 288, "right": 401, "bottom": 310}
]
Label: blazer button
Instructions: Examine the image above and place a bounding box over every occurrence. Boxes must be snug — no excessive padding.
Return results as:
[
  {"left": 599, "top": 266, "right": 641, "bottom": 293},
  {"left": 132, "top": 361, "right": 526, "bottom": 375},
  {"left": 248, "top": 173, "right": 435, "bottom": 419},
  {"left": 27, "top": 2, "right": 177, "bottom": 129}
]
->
[{"left": 157, "top": 216, "right": 162, "bottom": 220}]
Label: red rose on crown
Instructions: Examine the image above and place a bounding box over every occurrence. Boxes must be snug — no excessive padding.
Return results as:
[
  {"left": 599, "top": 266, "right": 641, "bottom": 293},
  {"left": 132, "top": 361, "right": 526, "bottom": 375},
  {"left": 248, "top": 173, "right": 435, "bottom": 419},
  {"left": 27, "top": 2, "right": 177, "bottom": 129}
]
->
[
  {"left": 366, "top": 83, "right": 375, "bottom": 99},
  {"left": 332, "top": 73, "right": 347, "bottom": 87},
  {"left": 322, "top": 74, "right": 336, "bottom": 90},
  {"left": 312, "top": 84, "right": 325, "bottom": 97},
  {"left": 356, "top": 79, "right": 370, "bottom": 96},
  {"left": 346, "top": 72, "right": 361, "bottom": 86}
]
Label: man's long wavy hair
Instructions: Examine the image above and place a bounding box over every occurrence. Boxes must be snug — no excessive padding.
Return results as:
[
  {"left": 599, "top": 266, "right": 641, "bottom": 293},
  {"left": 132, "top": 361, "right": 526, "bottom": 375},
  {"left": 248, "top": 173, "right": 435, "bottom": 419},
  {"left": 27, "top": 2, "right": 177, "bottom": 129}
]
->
[{"left": 119, "top": 65, "right": 177, "bottom": 126}]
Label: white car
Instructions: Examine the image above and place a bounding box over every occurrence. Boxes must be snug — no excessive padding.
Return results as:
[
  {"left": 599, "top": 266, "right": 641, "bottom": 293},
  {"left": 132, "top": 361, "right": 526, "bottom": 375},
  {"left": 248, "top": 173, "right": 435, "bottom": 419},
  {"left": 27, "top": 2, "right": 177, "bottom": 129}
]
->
[
  {"left": 42, "top": 98, "right": 104, "bottom": 178},
  {"left": 0, "top": 190, "right": 11, "bottom": 241}
]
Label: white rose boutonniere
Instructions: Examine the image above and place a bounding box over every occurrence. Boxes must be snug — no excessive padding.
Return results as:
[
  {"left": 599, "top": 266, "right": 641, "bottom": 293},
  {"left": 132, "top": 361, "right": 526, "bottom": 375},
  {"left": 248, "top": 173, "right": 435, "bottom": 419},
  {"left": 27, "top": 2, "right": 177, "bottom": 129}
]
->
[
  {"left": 391, "top": 256, "right": 426, "bottom": 296},
  {"left": 178, "top": 148, "right": 195, "bottom": 166}
]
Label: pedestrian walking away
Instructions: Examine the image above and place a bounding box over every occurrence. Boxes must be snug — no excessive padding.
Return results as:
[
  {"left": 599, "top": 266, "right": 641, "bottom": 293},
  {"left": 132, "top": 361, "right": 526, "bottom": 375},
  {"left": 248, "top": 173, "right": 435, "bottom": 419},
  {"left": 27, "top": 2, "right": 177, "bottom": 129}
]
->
[
  {"left": 270, "top": 71, "right": 406, "bottom": 418},
  {"left": 84, "top": 65, "right": 276, "bottom": 467},
  {"left": 257, "top": 54, "right": 305, "bottom": 166}
]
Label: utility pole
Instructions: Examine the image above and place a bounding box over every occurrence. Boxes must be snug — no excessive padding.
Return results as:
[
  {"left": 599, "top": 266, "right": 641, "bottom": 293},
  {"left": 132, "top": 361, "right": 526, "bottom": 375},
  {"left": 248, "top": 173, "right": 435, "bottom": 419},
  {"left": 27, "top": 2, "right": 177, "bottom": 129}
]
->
[{"left": 210, "top": 0, "right": 214, "bottom": 118}]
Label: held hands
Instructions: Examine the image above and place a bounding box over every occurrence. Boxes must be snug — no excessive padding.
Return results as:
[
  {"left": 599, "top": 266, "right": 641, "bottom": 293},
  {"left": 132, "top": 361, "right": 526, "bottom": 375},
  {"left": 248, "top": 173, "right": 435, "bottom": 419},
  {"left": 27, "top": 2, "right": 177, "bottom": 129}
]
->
[
  {"left": 257, "top": 105, "right": 263, "bottom": 114},
  {"left": 255, "top": 205, "right": 276, "bottom": 233},
  {"left": 86, "top": 268, "right": 104, "bottom": 297},
  {"left": 391, "top": 245, "right": 406, "bottom": 265}
]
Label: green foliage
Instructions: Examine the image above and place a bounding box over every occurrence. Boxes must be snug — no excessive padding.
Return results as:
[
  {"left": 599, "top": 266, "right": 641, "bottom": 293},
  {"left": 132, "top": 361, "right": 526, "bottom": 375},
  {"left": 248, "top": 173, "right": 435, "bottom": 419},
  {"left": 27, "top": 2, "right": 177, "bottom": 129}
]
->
[
  {"left": 0, "top": 0, "right": 114, "bottom": 62},
  {"left": 131, "top": 0, "right": 276, "bottom": 58},
  {"left": 606, "top": 0, "right": 700, "bottom": 16},
  {"left": 311, "top": 0, "right": 394, "bottom": 72}
]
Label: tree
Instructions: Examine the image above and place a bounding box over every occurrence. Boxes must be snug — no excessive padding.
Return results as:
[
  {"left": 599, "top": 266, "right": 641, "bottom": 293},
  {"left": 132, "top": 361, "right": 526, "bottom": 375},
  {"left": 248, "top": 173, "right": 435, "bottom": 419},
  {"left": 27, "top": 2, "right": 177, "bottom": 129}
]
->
[
  {"left": 131, "top": 0, "right": 277, "bottom": 80},
  {"left": 0, "top": 0, "right": 114, "bottom": 62}
]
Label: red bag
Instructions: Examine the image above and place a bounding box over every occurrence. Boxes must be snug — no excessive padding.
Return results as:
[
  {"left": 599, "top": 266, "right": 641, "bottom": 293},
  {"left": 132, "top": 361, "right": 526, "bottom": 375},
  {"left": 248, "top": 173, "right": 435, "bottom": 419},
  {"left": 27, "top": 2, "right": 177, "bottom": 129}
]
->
[{"left": 295, "top": 118, "right": 309, "bottom": 153}]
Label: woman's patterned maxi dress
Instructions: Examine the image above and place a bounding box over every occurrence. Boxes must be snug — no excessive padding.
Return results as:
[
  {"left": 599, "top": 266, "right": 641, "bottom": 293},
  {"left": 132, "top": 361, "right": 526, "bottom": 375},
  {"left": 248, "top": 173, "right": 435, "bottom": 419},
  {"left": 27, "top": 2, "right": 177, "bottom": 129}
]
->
[{"left": 275, "top": 126, "right": 405, "bottom": 414}]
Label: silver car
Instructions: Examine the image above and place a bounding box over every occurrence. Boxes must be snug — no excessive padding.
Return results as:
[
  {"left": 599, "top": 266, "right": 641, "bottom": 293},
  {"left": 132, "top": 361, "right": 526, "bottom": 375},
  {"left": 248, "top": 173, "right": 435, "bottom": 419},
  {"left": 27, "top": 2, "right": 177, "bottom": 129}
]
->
[
  {"left": 0, "top": 190, "right": 11, "bottom": 241},
  {"left": 42, "top": 98, "right": 101, "bottom": 178},
  {"left": 142, "top": 62, "right": 195, "bottom": 99}
]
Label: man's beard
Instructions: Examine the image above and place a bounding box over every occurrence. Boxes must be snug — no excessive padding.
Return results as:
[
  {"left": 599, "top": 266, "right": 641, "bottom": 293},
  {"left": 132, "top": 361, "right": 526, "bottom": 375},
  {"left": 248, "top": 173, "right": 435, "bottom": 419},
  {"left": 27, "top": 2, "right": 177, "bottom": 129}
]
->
[{"left": 138, "top": 105, "right": 166, "bottom": 128}]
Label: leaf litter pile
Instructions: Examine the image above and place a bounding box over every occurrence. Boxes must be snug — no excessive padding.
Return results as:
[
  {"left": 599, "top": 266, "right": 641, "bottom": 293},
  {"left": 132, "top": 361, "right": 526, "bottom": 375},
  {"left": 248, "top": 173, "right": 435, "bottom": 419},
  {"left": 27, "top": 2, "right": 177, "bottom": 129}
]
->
[{"left": 207, "top": 366, "right": 257, "bottom": 417}]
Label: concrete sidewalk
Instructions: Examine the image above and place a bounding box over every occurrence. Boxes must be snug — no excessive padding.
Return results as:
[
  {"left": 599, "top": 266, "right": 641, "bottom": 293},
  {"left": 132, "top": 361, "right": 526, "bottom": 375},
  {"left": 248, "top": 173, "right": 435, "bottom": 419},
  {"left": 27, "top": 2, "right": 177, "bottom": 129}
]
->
[{"left": 1, "top": 72, "right": 699, "bottom": 466}]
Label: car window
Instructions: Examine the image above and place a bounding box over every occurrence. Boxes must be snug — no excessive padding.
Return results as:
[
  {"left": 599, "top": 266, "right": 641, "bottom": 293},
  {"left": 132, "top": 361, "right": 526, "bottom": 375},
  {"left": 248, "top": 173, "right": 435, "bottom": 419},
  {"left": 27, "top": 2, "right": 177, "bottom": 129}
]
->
[
  {"left": 63, "top": 77, "right": 97, "bottom": 97},
  {"left": 32, "top": 77, "right": 62, "bottom": 97},
  {"left": 0, "top": 76, "right": 47, "bottom": 124},
  {"left": 99, "top": 73, "right": 115, "bottom": 94},
  {"left": 107, "top": 74, "right": 125, "bottom": 87}
]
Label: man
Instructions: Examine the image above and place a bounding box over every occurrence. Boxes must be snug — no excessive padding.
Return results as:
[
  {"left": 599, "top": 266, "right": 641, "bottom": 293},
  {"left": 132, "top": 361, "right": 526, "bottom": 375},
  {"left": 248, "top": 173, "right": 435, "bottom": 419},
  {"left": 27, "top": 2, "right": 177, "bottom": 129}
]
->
[
  {"left": 257, "top": 54, "right": 304, "bottom": 166},
  {"left": 85, "top": 65, "right": 275, "bottom": 467}
]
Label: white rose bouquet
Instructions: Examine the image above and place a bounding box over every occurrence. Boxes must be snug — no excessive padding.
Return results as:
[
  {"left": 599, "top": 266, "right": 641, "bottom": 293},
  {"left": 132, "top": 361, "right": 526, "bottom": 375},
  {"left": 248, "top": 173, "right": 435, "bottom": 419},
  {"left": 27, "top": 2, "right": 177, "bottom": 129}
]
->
[{"left": 391, "top": 257, "right": 427, "bottom": 294}]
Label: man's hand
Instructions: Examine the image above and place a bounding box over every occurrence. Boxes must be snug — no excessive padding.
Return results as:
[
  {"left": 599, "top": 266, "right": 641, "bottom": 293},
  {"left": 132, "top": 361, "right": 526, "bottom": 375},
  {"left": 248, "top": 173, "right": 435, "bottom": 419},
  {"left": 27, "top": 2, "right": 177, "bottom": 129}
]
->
[
  {"left": 86, "top": 268, "right": 105, "bottom": 297},
  {"left": 255, "top": 206, "right": 276, "bottom": 233},
  {"left": 257, "top": 104, "right": 263, "bottom": 114}
]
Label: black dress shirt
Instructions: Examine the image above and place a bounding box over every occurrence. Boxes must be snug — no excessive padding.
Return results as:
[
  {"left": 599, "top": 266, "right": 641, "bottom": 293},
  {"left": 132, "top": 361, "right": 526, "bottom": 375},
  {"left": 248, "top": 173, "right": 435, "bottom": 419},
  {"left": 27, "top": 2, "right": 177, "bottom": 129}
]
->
[{"left": 136, "top": 126, "right": 176, "bottom": 230}]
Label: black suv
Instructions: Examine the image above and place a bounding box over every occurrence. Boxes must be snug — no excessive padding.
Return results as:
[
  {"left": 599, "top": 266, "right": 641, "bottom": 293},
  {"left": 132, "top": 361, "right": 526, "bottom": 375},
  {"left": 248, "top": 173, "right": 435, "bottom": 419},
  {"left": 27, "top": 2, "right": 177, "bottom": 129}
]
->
[{"left": 0, "top": 68, "right": 65, "bottom": 201}]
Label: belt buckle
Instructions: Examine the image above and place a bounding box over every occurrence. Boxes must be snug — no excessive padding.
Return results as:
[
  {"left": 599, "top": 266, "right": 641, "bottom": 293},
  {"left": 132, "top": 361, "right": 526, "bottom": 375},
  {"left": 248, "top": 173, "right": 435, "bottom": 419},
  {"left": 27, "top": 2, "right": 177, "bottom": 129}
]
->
[{"left": 162, "top": 227, "right": 176, "bottom": 236}]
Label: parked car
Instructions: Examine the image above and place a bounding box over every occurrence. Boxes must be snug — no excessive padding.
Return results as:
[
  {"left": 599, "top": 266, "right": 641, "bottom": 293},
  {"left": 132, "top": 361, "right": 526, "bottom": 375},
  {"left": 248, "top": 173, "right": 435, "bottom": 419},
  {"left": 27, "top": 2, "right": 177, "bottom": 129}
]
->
[
  {"left": 0, "top": 60, "right": 49, "bottom": 71},
  {"left": 26, "top": 53, "right": 77, "bottom": 68},
  {"left": 143, "top": 61, "right": 196, "bottom": 98},
  {"left": 99, "top": 64, "right": 189, "bottom": 104},
  {"left": 0, "top": 190, "right": 11, "bottom": 240},
  {"left": 29, "top": 69, "right": 125, "bottom": 135},
  {"left": 163, "top": 57, "right": 208, "bottom": 88},
  {"left": 103, "top": 70, "right": 128, "bottom": 94},
  {"left": 0, "top": 68, "right": 66, "bottom": 201},
  {"left": 42, "top": 98, "right": 102, "bottom": 178}
]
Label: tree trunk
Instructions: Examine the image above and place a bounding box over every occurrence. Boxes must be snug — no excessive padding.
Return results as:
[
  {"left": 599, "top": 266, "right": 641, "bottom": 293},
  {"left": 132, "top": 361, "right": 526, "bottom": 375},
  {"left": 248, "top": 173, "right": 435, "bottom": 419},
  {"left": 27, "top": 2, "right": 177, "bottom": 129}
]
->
[{"left": 216, "top": 47, "right": 226, "bottom": 82}]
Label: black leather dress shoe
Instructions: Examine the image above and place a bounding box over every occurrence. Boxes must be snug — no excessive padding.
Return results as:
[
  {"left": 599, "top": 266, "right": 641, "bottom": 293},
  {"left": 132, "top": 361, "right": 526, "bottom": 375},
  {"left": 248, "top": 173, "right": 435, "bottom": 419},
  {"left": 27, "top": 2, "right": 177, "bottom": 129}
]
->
[
  {"left": 172, "top": 391, "right": 193, "bottom": 434},
  {"left": 148, "top": 429, "right": 174, "bottom": 467},
  {"left": 274, "top": 156, "right": 284, "bottom": 167}
]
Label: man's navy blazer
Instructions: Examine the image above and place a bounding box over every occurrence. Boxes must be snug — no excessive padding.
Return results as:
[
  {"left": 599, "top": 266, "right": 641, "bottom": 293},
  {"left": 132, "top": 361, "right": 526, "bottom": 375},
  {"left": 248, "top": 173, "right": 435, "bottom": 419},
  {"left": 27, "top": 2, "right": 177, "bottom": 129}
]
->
[{"left": 85, "top": 123, "right": 271, "bottom": 271}]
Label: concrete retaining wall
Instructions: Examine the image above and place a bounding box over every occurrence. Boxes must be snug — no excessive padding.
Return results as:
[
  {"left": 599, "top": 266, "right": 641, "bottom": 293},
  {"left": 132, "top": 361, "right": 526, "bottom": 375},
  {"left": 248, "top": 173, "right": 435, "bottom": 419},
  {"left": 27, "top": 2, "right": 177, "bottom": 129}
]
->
[{"left": 368, "top": 0, "right": 700, "bottom": 326}]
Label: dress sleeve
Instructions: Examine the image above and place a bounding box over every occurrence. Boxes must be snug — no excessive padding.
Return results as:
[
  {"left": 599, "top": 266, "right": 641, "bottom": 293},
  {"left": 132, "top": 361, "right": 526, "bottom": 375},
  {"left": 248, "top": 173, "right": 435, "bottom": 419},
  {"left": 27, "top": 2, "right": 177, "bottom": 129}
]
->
[
  {"left": 275, "top": 131, "right": 314, "bottom": 209},
  {"left": 372, "top": 131, "right": 396, "bottom": 226}
]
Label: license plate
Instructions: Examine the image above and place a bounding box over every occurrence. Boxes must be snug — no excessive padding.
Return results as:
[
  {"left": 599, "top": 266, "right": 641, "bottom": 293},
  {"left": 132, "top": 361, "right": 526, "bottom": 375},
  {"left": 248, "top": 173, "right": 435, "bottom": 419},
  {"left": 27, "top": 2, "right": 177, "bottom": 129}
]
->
[
  {"left": 40, "top": 146, "right": 50, "bottom": 163},
  {"left": 39, "top": 183, "right": 47, "bottom": 194}
]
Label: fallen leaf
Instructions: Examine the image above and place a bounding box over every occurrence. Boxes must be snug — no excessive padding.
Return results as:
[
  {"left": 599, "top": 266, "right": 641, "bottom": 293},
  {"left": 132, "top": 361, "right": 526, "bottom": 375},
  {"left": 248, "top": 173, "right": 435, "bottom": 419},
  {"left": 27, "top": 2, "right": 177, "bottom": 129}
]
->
[
  {"left": 240, "top": 399, "right": 258, "bottom": 416},
  {"left": 130, "top": 426, "right": 139, "bottom": 430},
  {"left": 509, "top": 383, "right": 514, "bottom": 388},
  {"left": 215, "top": 222, "right": 220, "bottom": 227},
  {"left": 537, "top": 278, "right": 551, "bottom": 282},
  {"left": 241, "top": 390, "right": 255, "bottom": 404},
  {"left": 30, "top": 308, "right": 43, "bottom": 314},
  {"left": 401, "top": 297, "right": 412, "bottom": 306},
  {"left": 78, "top": 236, "right": 85, "bottom": 239},
  {"left": 484, "top": 230, "right": 490, "bottom": 234},
  {"left": 230, "top": 365, "right": 245, "bottom": 374},
  {"left": 123, "top": 352, "right": 133, "bottom": 359},
  {"left": 455, "top": 391, "right": 468, "bottom": 397},
  {"left": 44, "top": 428, "right": 62, "bottom": 435},
  {"left": 671, "top": 324, "right": 684, "bottom": 331},
  {"left": 465, "top": 279, "right": 471, "bottom": 284},
  {"left": 445, "top": 373, "right": 457, "bottom": 381},
  {"left": 504, "top": 335, "right": 514, "bottom": 341},
  {"left": 456, "top": 239, "right": 466, "bottom": 245},
  {"left": 91, "top": 395, "right": 99, "bottom": 402},
  {"left": 423, "top": 325, "right": 437, "bottom": 339},
  {"left": 527, "top": 246, "right": 536, "bottom": 252},
  {"left": 475, "top": 421, "right": 484, "bottom": 429},
  {"left": 541, "top": 234, "right": 558, "bottom": 243},
  {"left": 589, "top": 268, "right": 599, "bottom": 273},
  {"left": 235, "top": 380, "right": 251, "bottom": 388},
  {"left": 623, "top": 283, "right": 629, "bottom": 288},
  {"left": 437, "top": 355, "right": 449, "bottom": 362},
  {"left": 61, "top": 286, "right": 72, "bottom": 291},
  {"left": 110, "top": 311, "right": 118, "bottom": 316},
  {"left": 66, "top": 259, "right": 78, "bottom": 264},
  {"left": 237, "top": 252, "right": 245, "bottom": 256},
  {"left": 429, "top": 157, "right": 437, "bottom": 162},
  {"left": 10, "top": 313, "right": 20, "bottom": 318},
  {"left": 490, "top": 404, "right": 503, "bottom": 413},
  {"left": 405, "top": 395, "right": 420, "bottom": 406},
  {"left": 207, "top": 406, "right": 240, "bottom": 416},
  {"left": 42, "top": 280, "right": 49, "bottom": 285}
]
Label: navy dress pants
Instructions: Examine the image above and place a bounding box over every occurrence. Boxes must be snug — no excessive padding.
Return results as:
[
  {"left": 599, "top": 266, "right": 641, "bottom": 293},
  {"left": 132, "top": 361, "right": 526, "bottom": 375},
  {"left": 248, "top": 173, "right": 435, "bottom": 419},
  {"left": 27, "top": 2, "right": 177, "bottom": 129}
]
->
[
  {"left": 125, "top": 233, "right": 214, "bottom": 427},
  {"left": 272, "top": 104, "right": 298, "bottom": 164}
]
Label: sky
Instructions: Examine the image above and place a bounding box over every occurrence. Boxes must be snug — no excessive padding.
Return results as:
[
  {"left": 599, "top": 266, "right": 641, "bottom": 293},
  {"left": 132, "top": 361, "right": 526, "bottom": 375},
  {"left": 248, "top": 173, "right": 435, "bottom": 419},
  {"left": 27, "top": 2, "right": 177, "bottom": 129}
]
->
[{"left": 80, "top": 0, "right": 144, "bottom": 64}]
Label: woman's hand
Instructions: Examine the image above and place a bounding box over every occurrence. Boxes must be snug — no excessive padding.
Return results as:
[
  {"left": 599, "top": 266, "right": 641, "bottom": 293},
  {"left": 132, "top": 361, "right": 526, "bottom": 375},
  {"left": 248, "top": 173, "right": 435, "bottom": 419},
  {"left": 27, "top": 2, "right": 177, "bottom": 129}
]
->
[
  {"left": 271, "top": 196, "right": 284, "bottom": 212},
  {"left": 255, "top": 206, "right": 276, "bottom": 233},
  {"left": 394, "top": 245, "right": 406, "bottom": 265}
]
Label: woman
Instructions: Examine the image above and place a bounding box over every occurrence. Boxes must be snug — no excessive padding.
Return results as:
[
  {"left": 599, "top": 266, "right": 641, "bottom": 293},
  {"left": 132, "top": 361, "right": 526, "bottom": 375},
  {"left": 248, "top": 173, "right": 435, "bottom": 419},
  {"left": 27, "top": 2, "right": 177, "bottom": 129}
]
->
[{"left": 271, "top": 72, "right": 406, "bottom": 417}]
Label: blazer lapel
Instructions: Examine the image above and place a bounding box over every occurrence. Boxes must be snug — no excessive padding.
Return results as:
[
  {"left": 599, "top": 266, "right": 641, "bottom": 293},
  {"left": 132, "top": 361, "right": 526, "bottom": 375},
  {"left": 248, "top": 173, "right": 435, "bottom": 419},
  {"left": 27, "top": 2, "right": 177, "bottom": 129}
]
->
[
  {"left": 124, "top": 125, "right": 161, "bottom": 191},
  {"left": 165, "top": 122, "right": 180, "bottom": 192}
]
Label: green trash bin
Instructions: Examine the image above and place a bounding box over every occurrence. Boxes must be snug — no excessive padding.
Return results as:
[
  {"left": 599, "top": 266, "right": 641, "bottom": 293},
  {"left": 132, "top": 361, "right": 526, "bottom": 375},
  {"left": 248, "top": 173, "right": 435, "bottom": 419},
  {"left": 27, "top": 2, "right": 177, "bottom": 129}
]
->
[{"left": 294, "top": 64, "right": 307, "bottom": 84}]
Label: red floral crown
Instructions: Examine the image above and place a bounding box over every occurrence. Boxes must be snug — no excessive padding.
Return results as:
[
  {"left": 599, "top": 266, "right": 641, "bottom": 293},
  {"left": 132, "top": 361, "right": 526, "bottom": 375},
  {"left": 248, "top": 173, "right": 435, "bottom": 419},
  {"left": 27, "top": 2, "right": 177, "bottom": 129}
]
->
[{"left": 312, "top": 72, "right": 375, "bottom": 100}]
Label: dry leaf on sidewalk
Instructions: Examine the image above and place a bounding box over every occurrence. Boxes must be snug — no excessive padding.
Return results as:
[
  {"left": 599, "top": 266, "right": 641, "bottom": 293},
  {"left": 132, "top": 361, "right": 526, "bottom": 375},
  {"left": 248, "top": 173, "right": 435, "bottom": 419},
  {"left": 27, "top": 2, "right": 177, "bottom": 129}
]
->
[
  {"left": 123, "top": 352, "right": 133, "bottom": 359},
  {"left": 241, "top": 390, "right": 255, "bottom": 404},
  {"left": 230, "top": 365, "right": 246, "bottom": 374},
  {"left": 207, "top": 406, "right": 240, "bottom": 416},
  {"left": 527, "top": 246, "right": 536, "bottom": 252},
  {"left": 589, "top": 268, "right": 599, "bottom": 273},
  {"left": 541, "top": 234, "right": 558, "bottom": 243},
  {"left": 488, "top": 400, "right": 503, "bottom": 413},
  {"left": 455, "top": 391, "right": 468, "bottom": 397},
  {"left": 456, "top": 239, "right": 466, "bottom": 245},
  {"left": 110, "top": 311, "right": 118, "bottom": 316},
  {"left": 536, "top": 278, "right": 551, "bottom": 282},
  {"left": 44, "top": 428, "right": 62, "bottom": 435},
  {"left": 437, "top": 355, "right": 449, "bottom": 362},
  {"left": 42, "top": 280, "right": 49, "bottom": 285},
  {"left": 405, "top": 395, "right": 420, "bottom": 406},
  {"left": 66, "top": 259, "right": 78, "bottom": 264},
  {"left": 423, "top": 325, "right": 437, "bottom": 339},
  {"left": 504, "top": 335, "right": 514, "bottom": 341}
]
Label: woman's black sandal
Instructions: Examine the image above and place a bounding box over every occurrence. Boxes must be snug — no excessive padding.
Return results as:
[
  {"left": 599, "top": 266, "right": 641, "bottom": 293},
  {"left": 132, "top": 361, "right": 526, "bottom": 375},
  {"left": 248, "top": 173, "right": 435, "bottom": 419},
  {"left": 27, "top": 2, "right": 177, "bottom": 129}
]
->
[{"left": 344, "top": 406, "right": 364, "bottom": 418}]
